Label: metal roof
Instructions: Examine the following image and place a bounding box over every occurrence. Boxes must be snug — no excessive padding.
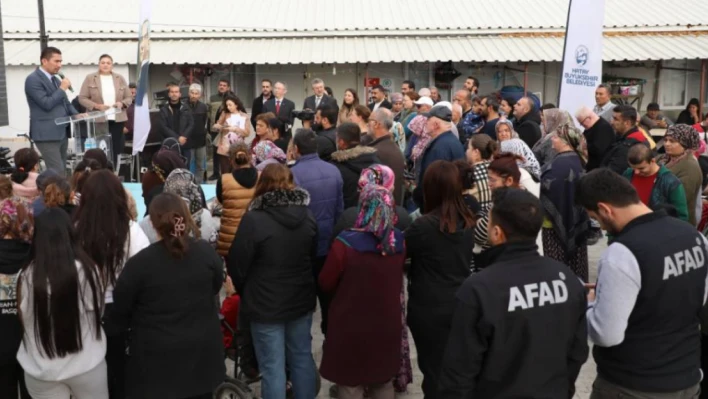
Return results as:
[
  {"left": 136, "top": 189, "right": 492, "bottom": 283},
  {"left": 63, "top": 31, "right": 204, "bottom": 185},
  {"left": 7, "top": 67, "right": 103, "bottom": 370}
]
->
[
  {"left": 2, "top": 0, "right": 707, "bottom": 36},
  {"left": 5, "top": 34, "right": 708, "bottom": 65}
]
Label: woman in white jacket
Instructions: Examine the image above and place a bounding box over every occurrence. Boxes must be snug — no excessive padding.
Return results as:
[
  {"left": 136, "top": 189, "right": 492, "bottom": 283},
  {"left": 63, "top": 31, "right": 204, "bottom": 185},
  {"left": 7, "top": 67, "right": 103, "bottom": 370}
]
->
[
  {"left": 73, "top": 170, "right": 149, "bottom": 399},
  {"left": 18, "top": 208, "right": 108, "bottom": 399}
]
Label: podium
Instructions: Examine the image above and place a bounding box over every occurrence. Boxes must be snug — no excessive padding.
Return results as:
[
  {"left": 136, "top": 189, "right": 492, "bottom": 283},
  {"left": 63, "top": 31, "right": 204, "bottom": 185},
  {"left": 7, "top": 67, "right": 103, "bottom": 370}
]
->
[{"left": 55, "top": 109, "right": 122, "bottom": 172}]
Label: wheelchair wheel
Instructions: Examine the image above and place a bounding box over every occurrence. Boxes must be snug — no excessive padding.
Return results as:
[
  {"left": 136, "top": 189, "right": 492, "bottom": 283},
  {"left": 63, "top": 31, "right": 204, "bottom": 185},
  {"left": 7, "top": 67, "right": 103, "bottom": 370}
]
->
[{"left": 214, "top": 380, "right": 253, "bottom": 399}]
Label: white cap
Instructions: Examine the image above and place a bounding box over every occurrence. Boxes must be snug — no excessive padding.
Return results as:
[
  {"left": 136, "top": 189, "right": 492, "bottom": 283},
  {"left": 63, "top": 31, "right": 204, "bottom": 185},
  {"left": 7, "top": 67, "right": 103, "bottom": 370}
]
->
[
  {"left": 414, "top": 96, "right": 434, "bottom": 106},
  {"left": 436, "top": 101, "right": 453, "bottom": 110}
]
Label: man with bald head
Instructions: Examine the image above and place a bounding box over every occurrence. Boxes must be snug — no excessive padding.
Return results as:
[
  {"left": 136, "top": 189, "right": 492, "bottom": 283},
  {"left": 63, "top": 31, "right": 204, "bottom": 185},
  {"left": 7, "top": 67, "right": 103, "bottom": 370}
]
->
[
  {"left": 368, "top": 108, "right": 406, "bottom": 204},
  {"left": 576, "top": 106, "right": 616, "bottom": 171},
  {"left": 513, "top": 97, "right": 542, "bottom": 147}
]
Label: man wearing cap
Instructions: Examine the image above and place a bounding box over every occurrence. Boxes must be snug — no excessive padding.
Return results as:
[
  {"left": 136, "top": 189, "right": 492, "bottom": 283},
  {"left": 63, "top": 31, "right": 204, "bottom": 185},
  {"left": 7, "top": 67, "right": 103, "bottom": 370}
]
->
[
  {"left": 404, "top": 97, "right": 434, "bottom": 162},
  {"left": 413, "top": 104, "right": 466, "bottom": 208}
]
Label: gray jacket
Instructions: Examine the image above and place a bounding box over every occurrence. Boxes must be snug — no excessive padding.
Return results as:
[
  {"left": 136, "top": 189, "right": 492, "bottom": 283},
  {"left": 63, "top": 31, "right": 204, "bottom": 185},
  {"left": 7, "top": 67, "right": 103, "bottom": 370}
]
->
[{"left": 25, "top": 68, "right": 78, "bottom": 142}]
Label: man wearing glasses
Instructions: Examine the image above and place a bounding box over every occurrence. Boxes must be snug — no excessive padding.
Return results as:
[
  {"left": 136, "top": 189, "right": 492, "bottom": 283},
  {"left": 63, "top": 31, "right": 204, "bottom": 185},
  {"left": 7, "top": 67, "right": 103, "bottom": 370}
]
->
[{"left": 575, "top": 106, "right": 616, "bottom": 172}]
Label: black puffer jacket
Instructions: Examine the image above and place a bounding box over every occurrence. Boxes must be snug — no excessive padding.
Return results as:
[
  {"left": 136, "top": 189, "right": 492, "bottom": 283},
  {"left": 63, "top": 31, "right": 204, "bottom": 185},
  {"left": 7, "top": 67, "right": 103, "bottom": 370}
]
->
[
  {"left": 228, "top": 188, "right": 318, "bottom": 323},
  {"left": 0, "top": 239, "right": 30, "bottom": 366},
  {"left": 516, "top": 111, "right": 543, "bottom": 148},
  {"left": 330, "top": 146, "right": 381, "bottom": 208}
]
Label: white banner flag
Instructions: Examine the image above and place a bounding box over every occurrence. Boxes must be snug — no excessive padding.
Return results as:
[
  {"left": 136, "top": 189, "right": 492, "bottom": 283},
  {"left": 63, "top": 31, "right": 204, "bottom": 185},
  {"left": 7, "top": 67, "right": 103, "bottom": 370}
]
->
[
  {"left": 558, "top": 0, "right": 605, "bottom": 124},
  {"left": 132, "top": 0, "right": 152, "bottom": 155}
]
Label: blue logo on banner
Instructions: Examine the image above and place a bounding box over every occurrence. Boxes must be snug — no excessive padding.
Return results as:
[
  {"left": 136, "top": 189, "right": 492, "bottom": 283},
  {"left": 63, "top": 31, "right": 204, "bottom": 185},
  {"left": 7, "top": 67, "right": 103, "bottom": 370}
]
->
[{"left": 575, "top": 45, "right": 589, "bottom": 66}]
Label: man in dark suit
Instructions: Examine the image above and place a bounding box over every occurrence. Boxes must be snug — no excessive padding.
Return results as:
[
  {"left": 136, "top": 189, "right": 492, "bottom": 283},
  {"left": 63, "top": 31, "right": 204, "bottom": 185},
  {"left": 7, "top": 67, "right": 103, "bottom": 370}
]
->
[
  {"left": 367, "top": 84, "right": 392, "bottom": 111},
  {"left": 159, "top": 83, "right": 194, "bottom": 163},
  {"left": 263, "top": 81, "right": 296, "bottom": 138},
  {"left": 25, "top": 46, "right": 79, "bottom": 176},
  {"left": 251, "top": 79, "right": 273, "bottom": 128},
  {"left": 303, "top": 78, "right": 338, "bottom": 113}
]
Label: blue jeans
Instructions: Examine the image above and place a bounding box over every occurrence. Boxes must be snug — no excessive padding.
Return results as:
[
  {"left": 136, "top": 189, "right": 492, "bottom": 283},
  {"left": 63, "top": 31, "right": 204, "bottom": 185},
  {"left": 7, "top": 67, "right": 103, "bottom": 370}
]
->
[{"left": 251, "top": 312, "right": 316, "bottom": 399}]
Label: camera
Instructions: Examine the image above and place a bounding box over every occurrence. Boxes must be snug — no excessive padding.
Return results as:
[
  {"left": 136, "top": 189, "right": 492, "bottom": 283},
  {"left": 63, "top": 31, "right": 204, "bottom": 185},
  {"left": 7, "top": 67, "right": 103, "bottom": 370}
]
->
[{"left": 292, "top": 110, "right": 315, "bottom": 122}]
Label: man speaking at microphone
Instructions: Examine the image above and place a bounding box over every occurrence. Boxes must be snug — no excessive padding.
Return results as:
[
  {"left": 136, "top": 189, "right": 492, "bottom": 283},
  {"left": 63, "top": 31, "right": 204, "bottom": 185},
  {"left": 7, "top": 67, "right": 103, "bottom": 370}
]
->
[{"left": 25, "top": 47, "right": 79, "bottom": 176}]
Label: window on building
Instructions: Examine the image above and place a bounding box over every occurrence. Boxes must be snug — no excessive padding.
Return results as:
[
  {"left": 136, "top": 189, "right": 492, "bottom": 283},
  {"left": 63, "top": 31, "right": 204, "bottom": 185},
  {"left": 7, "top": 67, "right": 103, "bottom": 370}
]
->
[
  {"left": 408, "top": 63, "right": 431, "bottom": 93},
  {"left": 206, "top": 65, "right": 256, "bottom": 107},
  {"left": 660, "top": 60, "right": 688, "bottom": 109}
]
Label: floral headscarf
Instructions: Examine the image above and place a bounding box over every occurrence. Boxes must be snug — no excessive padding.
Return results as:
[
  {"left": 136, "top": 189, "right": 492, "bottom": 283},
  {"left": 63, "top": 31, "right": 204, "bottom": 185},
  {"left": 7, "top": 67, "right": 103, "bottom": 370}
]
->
[
  {"left": 354, "top": 185, "right": 398, "bottom": 256},
  {"left": 0, "top": 198, "right": 34, "bottom": 242},
  {"left": 253, "top": 140, "right": 286, "bottom": 165},
  {"left": 164, "top": 169, "right": 204, "bottom": 215},
  {"left": 500, "top": 139, "right": 542, "bottom": 178},
  {"left": 659, "top": 124, "right": 701, "bottom": 168},
  {"left": 358, "top": 164, "right": 395, "bottom": 193},
  {"left": 409, "top": 115, "right": 432, "bottom": 161}
]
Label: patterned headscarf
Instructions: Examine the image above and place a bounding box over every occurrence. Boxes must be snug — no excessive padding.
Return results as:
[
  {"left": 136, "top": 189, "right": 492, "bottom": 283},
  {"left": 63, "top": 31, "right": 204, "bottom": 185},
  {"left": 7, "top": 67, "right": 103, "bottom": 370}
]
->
[
  {"left": 666, "top": 124, "right": 700, "bottom": 151},
  {"left": 358, "top": 164, "right": 395, "bottom": 193},
  {"left": 164, "top": 169, "right": 203, "bottom": 215},
  {"left": 0, "top": 199, "right": 34, "bottom": 243},
  {"left": 556, "top": 124, "right": 588, "bottom": 163},
  {"left": 354, "top": 185, "right": 398, "bottom": 256},
  {"left": 253, "top": 140, "right": 286, "bottom": 165},
  {"left": 542, "top": 108, "right": 570, "bottom": 137},
  {"left": 409, "top": 115, "right": 432, "bottom": 161},
  {"left": 500, "top": 139, "right": 542, "bottom": 178}
]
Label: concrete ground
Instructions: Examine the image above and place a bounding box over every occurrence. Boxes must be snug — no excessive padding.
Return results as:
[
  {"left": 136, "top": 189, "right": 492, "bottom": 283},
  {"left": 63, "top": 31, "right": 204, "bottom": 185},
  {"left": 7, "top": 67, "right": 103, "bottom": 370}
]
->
[{"left": 226, "top": 238, "right": 608, "bottom": 398}]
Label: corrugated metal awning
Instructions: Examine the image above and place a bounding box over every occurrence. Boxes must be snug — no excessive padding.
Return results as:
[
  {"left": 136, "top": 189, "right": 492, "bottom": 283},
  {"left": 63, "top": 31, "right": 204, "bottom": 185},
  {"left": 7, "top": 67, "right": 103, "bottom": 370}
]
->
[
  {"left": 5, "top": 34, "right": 708, "bottom": 65},
  {"left": 2, "top": 0, "right": 706, "bottom": 35}
]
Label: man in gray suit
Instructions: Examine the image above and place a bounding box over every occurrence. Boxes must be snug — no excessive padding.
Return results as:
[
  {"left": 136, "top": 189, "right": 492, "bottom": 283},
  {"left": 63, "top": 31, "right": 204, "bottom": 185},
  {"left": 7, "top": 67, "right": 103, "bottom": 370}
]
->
[
  {"left": 303, "top": 78, "right": 338, "bottom": 113},
  {"left": 24, "top": 47, "right": 78, "bottom": 176}
]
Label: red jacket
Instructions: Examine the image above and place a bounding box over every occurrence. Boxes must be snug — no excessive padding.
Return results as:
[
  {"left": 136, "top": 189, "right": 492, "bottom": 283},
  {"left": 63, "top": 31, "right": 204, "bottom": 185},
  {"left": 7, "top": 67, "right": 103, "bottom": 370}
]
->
[
  {"left": 220, "top": 294, "right": 240, "bottom": 349},
  {"left": 319, "top": 230, "right": 405, "bottom": 386}
]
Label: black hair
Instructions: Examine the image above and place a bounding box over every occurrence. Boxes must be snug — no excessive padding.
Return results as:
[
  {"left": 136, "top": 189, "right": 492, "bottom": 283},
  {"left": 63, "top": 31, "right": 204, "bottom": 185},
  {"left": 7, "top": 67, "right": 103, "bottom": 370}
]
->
[
  {"left": 467, "top": 76, "right": 479, "bottom": 88},
  {"left": 222, "top": 94, "right": 246, "bottom": 114},
  {"left": 11, "top": 148, "right": 40, "bottom": 184},
  {"left": 129, "top": 82, "right": 137, "bottom": 89},
  {"left": 574, "top": 168, "right": 641, "bottom": 212},
  {"left": 74, "top": 170, "right": 131, "bottom": 289},
  {"left": 627, "top": 143, "right": 654, "bottom": 165},
  {"left": 490, "top": 187, "right": 543, "bottom": 242},
  {"left": 541, "top": 103, "right": 556, "bottom": 110},
  {"left": 167, "top": 82, "right": 180, "bottom": 90},
  {"left": 325, "top": 86, "right": 333, "bottom": 97},
  {"left": 21, "top": 208, "right": 103, "bottom": 359},
  {"left": 647, "top": 102, "right": 660, "bottom": 111},
  {"left": 612, "top": 105, "right": 638, "bottom": 124},
  {"left": 219, "top": 78, "right": 231, "bottom": 86},
  {"left": 402, "top": 80, "right": 415, "bottom": 90},
  {"left": 318, "top": 104, "right": 338, "bottom": 126},
  {"left": 336, "top": 122, "right": 361, "bottom": 146},
  {"left": 261, "top": 79, "right": 272, "bottom": 86},
  {"left": 483, "top": 95, "right": 500, "bottom": 113},
  {"left": 502, "top": 96, "right": 517, "bottom": 109},
  {"left": 267, "top": 117, "right": 283, "bottom": 136},
  {"left": 98, "top": 54, "right": 113, "bottom": 62},
  {"left": 40, "top": 47, "right": 62, "bottom": 61},
  {"left": 293, "top": 129, "right": 318, "bottom": 156},
  {"left": 687, "top": 98, "right": 700, "bottom": 110},
  {"left": 372, "top": 84, "right": 386, "bottom": 92},
  {"left": 453, "top": 160, "right": 475, "bottom": 190}
]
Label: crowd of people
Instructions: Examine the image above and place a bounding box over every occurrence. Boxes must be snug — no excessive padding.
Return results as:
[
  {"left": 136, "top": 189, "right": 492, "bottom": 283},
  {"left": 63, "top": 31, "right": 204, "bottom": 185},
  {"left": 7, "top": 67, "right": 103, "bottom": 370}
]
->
[{"left": 7, "top": 44, "right": 708, "bottom": 399}]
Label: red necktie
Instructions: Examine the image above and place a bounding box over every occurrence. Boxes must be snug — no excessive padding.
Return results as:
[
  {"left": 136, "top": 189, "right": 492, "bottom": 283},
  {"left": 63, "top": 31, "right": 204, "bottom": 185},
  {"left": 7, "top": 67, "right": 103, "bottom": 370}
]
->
[{"left": 276, "top": 100, "right": 281, "bottom": 114}]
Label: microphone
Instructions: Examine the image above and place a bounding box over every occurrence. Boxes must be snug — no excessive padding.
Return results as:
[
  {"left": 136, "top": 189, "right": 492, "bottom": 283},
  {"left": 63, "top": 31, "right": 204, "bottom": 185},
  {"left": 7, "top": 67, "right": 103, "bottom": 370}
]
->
[{"left": 56, "top": 72, "right": 74, "bottom": 92}]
